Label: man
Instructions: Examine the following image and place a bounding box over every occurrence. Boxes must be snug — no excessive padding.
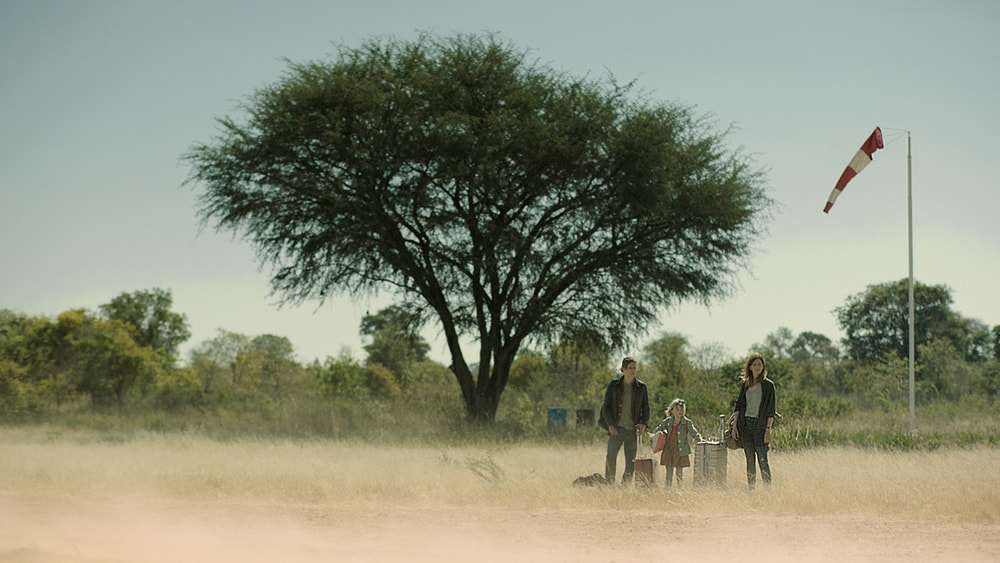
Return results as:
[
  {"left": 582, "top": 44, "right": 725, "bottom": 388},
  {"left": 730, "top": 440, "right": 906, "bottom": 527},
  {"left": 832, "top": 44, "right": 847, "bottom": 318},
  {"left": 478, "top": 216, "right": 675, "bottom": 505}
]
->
[{"left": 598, "top": 356, "right": 650, "bottom": 484}]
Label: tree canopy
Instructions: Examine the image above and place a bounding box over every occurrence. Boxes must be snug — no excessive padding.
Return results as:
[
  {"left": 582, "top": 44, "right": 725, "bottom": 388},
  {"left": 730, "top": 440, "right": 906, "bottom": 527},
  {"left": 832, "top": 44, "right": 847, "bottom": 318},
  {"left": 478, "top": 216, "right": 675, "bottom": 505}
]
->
[
  {"left": 185, "top": 33, "right": 771, "bottom": 422},
  {"left": 99, "top": 288, "right": 190, "bottom": 361},
  {"left": 360, "top": 305, "right": 430, "bottom": 378},
  {"left": 835, "top": 279, "right": 986, "bottom": 362}
]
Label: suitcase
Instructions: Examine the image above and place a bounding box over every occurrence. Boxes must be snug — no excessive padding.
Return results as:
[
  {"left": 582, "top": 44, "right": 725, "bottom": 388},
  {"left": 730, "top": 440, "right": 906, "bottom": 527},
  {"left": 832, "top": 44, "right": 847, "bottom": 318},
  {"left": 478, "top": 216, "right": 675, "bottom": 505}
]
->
[
  {"left": 634, "top": 457, "right": 656, "bottom": 487},
  {"left": 634, "top": 428, "right": 658, "bottom": 487},
  {"left": 693, "top": 441, "right": 727, "bottom": 486}
]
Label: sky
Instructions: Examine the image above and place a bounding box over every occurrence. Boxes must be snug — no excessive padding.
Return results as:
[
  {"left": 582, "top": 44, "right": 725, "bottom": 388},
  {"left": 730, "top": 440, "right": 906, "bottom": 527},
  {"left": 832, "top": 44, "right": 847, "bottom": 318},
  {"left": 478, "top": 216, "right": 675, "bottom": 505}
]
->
[{"left": 2, "top": 0, "right": 998, "bottom": 366}]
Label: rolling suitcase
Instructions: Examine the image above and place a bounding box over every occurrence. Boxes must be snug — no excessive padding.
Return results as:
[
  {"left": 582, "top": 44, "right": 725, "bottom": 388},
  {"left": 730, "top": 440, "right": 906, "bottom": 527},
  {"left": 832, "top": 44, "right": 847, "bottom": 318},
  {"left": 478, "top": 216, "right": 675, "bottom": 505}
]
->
[
  {"left": 693, "top": 415, "right": 728, "bottom": 486},
  {"left": 634, "top": 457, "right": 655, "bottom": 486},
  {"left": 693, "top": 441, "right": 727, "bottom": 486},
  {"left": 633, "top": 428, "right": 658, "bottom": 487}
]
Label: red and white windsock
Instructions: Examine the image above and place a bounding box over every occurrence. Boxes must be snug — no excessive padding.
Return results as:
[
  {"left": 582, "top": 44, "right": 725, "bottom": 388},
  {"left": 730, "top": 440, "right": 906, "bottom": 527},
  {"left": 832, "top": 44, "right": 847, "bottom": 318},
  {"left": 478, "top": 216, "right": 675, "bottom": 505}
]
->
[{"left": 823, "top": 127, "right": 884, "bottom": 213}]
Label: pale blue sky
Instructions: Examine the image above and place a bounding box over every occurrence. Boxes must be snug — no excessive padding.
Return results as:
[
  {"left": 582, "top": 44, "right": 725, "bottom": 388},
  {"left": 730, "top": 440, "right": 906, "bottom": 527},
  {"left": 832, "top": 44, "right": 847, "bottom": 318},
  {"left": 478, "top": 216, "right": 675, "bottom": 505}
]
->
[{"left": 2, "top": 0, "right": 998, "bottom": 364}]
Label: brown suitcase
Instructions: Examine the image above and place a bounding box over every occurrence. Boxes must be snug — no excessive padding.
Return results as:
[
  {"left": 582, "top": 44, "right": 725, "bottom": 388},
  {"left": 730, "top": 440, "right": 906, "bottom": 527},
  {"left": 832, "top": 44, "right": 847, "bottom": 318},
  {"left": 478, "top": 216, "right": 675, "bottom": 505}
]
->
[
  {"left": 634, "top": 457, "right": 656, "bottom": 486},
  {"left": 633, "top": 428, "right": 658, "bottom": 487}
]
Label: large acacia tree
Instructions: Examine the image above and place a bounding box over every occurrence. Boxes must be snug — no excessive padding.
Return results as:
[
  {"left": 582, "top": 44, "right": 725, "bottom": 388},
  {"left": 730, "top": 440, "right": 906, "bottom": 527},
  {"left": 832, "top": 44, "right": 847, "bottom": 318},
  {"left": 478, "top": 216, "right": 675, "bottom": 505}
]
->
[{"left": 185, "top": 33, "right": 770, "bottom": 422}]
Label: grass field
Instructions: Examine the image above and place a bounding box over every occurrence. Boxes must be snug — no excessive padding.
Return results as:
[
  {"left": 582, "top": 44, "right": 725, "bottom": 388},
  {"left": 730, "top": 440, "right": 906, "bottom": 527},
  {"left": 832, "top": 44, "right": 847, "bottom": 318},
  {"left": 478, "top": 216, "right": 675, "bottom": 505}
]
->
[{"left": 1, "top": 426, "right": 999, "bottom": 562}]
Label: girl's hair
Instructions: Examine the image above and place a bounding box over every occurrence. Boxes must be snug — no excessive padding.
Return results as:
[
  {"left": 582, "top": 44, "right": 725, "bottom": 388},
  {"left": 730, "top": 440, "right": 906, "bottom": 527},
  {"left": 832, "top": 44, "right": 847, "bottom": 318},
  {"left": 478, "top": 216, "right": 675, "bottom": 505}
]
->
[
  {"left": 620, "top": 356, "right": 637, "bottom": 370},
  {"left": 741, "top": 352, "right": 768, "bottom": 383},
  {"left": 666, "top": 398, "right": 686, "bottom": 416}
]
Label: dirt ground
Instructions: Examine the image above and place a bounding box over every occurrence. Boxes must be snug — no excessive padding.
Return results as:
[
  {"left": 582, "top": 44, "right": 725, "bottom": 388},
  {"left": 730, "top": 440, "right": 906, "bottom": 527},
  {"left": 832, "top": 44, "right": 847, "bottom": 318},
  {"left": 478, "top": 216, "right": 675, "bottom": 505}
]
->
[
  {"left": 3, "top": 492, "right": 999, "bottom": 563},
  {"left": 2, "top": 433, "right": 999, "bottom": 562}
]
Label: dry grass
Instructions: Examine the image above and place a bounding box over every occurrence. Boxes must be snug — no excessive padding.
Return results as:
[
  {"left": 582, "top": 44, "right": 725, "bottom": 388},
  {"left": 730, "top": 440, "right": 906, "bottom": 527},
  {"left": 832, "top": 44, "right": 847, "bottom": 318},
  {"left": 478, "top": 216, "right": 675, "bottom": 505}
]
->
[{"left": 1, "top": 426, "right": 999, "bottom": 562}]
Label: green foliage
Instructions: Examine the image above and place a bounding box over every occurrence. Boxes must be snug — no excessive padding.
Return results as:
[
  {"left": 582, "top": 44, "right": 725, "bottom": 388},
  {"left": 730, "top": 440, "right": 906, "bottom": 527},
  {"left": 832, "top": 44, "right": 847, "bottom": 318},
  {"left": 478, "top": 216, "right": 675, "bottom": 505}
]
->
[
  {"left": 507, "top": 349, "right": 547, "bottom": 393},
  {"left": 917, "top": 338, "right": 980, "bottom": 401},
  {"left": 545, "top": 341, "right": 609, "bottom": 407},
  {"left": 983, "top": 359, "right": 1000, "bottom": 399},
  {"left": 3, "top": 283, "right": 998, "bottom": 449},
  {"left": 185, "top": 31, "right": 772, "bottom": 423},
  {"left": 0, "top": 359, "right": 31, "bottom": 417},
  {"left": 187, "top": 329, "right": 250, "bottom": 397},
  {"left": 152, "top": 367, "right": 203, "bottom": 412},
  {"left": 642, "top": 332, "right": 694, "bottom": 409},
  {"left": 781, "top": 393, "right": 855, "bottom": 419},
  {"left": 775, "top": 426, "right": 999, "bottom": 452},
  {"left": 494, "top": 342, "right": 610, "bottom": 439},
  {"left": 757, "top": 326, "right": 795, "bottom": 360},
  {"left": 312, "top": 352, "right": 370, "bottom": 399},
  {"left": 99, "top": 288, "right": 190, "bottom": 361},
  {"left": 365, "top": 363, "right": 402, "bottom": 398},
  {"left": 961, "top": 318, "right": 993, "bottom": 362},
  {"left": 360, "top": 306, "right": 430, "bottom": 380},
  {"left": 836, "top": 279, "right": 981, "bottom": 363},
  {"left": 62, "top": 311, "right": 164, "bottom": 411},
  {"left": 247, "top": 333, "right": 300, "bottom": 395},
  {"left": 992, "top": 326, "right": 1000, "bottom": 360}
]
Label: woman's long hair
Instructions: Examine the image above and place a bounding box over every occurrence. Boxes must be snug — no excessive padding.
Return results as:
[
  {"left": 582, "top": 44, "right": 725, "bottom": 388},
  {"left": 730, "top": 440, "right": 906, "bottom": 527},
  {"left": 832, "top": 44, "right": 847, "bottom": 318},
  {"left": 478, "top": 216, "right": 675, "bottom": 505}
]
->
[{"left": 740, "top": 352, "right": 768, "bottom": 385}]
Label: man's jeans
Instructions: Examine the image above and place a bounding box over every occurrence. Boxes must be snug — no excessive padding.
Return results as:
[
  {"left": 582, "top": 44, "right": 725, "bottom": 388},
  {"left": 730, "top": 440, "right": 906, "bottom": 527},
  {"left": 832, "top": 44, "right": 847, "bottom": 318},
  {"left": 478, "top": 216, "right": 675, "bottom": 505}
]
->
[
  {"left": 605, "top": 426, "right": 638, "bottom": 483},
  {"left": 740, "top": 417, "right": 772, "bottom": 488}
]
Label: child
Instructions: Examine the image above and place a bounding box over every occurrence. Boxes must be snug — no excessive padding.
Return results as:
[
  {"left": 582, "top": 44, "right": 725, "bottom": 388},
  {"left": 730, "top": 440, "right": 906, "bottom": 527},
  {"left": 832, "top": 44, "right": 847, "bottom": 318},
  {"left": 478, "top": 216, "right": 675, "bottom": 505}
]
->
[{"left": 653, "top": 398, "right": 702, "bottom": 487}]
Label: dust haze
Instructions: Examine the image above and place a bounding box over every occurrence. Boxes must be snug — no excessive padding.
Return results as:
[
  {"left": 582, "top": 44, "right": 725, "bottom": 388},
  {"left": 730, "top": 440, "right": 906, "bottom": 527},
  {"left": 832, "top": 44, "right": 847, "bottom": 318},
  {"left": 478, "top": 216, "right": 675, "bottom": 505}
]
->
[{"left": 1, "top": 428, "right": 998, "bottom": 562}]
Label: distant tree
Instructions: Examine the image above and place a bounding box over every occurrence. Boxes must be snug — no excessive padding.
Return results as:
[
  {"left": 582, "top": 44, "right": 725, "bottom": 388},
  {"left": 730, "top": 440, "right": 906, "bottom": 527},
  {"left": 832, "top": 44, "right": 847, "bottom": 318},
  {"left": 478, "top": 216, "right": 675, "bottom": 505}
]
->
[
  {"left": 984, "top": 359, "right": 1000, "bottom": 400},
  {"left": 788, "top": 331, "right": 840, "bottom": 364},
  {"left": 0, "top": 358, "right": 30, "bottom": 416},
  {"left": 360, "top": 305, "right": 430, "bottom": 379},
  {"left": 643, "top": 332, "right": 693, "bottom": 389},
  {"left": 0, "top": 311, "right": 37, "bottom": 415},
  {"left": 916, "top": 338, "right": 982, "bottom": 401},
  {"left": 507, "top": 349, "right": 547, "bottom": 393},
  {"left": 188, "top": 329, "right": 251, "bottom": 394},
  {"left": 0, "top": 311, "right": 50, "bottom": 406},
  {"left": 312, "top": 351, "right": 369, "bottom": 399},
  {"left": 152, "top": 367, "right": 203, "bottom": 412},
  {"left": 687, "top": 341, "right": 732, "bottom": 372},
  {"left": 716, "top": 357, "right": 746, "bottom": 402},
  {"left": 993, "top": 326, "right": 1000, "bottom": 361},
  {"left": 312, "top": 349, "right": 401, "bottom": 399},
  {"left": 835, "top": 279, "right": 973, "bottom": 363},
  {"left": 546, "top": 339, "right": 607, "bottom": 406},
  {"left": 61, "top": 310, "right": 162, "bottom": 410},
  {"left": 961, "top": 318, "right": 993, "bottom": 363},
  {"left": 248, "top": 334, "right": 299, "bottom": 395},
  {"left": 186, "top": 33, "right": 771, "bottom": 422},
  {"left": 556, "top": 326, "right": 612, "bottom": 369},
  {"left": 365, "top": 362, "right": 402, "bottom": 398},
  {"left": 31, "top": 313, "right": 79, "bottom": 409},
  {"left": 756, "top": 326, "right": 795, "bottom": 360},
  {"left": 99, "top": 288, "right": 190, "bottom": 361}
]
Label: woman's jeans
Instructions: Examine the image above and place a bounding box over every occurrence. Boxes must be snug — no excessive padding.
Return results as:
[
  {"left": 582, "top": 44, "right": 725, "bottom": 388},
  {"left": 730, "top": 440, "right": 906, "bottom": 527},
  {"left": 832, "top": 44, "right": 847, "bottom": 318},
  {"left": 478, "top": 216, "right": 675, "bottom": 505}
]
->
[
  {"left": 605, "top": 426, "right": 637, "bottom": 483},
  {"left": 740, "top": 417, "right": 772, "bottom": 488}
]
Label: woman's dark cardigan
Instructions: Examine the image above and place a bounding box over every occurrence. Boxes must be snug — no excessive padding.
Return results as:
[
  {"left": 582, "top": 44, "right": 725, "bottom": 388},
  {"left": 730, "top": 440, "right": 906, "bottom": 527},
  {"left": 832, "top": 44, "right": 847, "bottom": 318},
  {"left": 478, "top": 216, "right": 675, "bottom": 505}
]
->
[{"left": 733, "top": 378, "right": 776, "bottom": 428}]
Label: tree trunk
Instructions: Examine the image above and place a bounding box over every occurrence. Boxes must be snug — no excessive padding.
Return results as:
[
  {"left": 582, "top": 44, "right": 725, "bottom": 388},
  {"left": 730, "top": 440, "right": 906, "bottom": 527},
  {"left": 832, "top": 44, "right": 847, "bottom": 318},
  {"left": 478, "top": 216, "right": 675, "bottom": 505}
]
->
[
  {"left": 454, "top": 344, "right": 517, "bottom": 424},
  {"left": 451, "top": 360, "right": 501, "bottom": 423}
]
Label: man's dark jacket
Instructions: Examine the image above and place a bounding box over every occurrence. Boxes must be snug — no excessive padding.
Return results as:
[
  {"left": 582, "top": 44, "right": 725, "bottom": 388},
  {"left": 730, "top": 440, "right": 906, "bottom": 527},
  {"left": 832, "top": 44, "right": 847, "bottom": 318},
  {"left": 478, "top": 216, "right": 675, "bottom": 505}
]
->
[{"left": 598, "top": 376, "right": 650, "bottom": 430}]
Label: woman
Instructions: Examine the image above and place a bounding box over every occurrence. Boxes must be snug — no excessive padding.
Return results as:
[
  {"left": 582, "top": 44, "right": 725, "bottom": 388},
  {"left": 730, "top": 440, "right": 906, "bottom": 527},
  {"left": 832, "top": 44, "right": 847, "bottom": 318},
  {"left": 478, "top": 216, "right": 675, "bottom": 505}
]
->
[{"left": 731, "top": 352, "right": 776, "bottom": 488}]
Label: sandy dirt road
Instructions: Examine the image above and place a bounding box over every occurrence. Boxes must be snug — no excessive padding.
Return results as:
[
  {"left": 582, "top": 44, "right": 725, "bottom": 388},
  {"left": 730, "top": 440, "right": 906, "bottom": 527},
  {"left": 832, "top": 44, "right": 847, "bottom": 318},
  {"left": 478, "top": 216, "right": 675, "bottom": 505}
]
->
[{"left": 3, "top": 492, "right": 999, "bottom": 563}]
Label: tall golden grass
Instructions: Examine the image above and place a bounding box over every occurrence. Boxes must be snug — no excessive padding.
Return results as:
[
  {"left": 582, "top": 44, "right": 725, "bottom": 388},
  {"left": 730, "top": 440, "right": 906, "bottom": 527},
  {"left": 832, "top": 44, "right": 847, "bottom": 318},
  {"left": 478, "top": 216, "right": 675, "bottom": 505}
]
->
[{"left": 1, "top": 426, "right": 997, "bottom": 523}]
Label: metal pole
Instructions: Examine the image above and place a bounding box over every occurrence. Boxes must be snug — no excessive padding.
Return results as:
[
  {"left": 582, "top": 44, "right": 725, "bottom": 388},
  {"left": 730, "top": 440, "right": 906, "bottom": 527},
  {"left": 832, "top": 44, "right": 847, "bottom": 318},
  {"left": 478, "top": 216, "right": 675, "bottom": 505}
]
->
[{"left": 907, "top": 132, "right": 915, "bottom": 435}]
